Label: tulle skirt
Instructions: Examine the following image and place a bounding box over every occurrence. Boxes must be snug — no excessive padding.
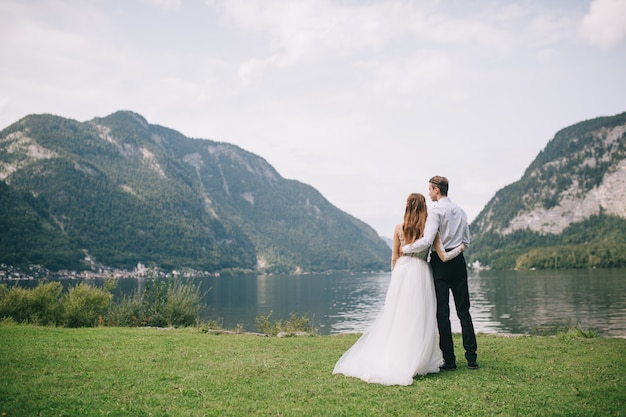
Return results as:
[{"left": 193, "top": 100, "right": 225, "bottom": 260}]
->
[{"left": 333, "top": 256, "right": 443, "bottom": 386}]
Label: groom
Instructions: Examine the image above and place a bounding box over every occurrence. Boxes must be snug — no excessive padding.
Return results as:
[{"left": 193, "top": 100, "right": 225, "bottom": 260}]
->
[{"left": 402, "top": 176, "right": 478, "bottom": 370}]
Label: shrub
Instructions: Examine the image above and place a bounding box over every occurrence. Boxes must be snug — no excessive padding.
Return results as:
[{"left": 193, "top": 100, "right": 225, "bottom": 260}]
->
[
  {"left": 29, "top": 281, "right": 64, "bottom": 325},
  {"left": 105, "top": 292, "right": 145, "bottom": 327},
  {"left": 0, "top": 278, "right": 205, "bottom": 329},
  {"left": 141, "top": 278, "right": 169, "bottom": 327},
  {"left": 0, "top": 282, "right": 63, "bottom": 325},
  {"left": 256, "top": 311, "right": 280, "bottom": 336},
  {"left": 63, "top": 283, "right": 112, "bottom": 327},
  {"left": 162, "top": 279, "right": 204, "bottom": 328},
  {"left": 110, "top": 277, "right": 205, "bottom": 328},
  {"left": 256, "top": 311, "right": 316, "bottom": 336},
  {"left": 0, "top": 284, "right": 30, "bottom": 323},
  {"left": 530, "top": 322, "right": 598, "bottom": 338}
]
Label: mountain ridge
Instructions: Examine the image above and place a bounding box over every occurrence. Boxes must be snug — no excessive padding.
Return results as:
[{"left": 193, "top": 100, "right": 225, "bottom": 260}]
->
[
  {"left": 468, "top": 110, "right": 626, "bottom": 269},
  {"left": 0, "top": 111, "right": 390, "bottom": 274}
]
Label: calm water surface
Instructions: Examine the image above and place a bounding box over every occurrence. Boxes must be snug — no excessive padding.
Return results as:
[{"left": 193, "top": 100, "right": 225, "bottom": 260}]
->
[
  {"left": 10, "top": 268, "right": 626, "bottom": 337},
  {"left": 112, "top": 268, "right": 626, "bottom": 336}
]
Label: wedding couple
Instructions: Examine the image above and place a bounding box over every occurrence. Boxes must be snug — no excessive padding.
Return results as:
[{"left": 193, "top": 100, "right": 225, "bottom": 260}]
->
[{"left": 333, "top": 176, "right": 478, "bottom": 386}]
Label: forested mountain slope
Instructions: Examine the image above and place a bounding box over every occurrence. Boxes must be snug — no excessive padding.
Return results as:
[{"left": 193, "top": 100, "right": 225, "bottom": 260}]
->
[
  {"left": 468, "top": 111, "right": 626, "bottom": 270},
  {"left": 0, "top": 111, "right": 390, "bottom": 274}
]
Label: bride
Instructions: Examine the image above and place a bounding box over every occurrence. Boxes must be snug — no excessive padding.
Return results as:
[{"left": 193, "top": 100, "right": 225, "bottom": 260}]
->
[{"left": 333, "top": 193, "right": 464, "bottom": 386}]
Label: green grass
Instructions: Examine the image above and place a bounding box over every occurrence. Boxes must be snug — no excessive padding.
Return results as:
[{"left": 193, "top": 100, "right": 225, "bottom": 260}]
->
[{"left": 1, "top": 324, "right": 624, "bottom": 417}]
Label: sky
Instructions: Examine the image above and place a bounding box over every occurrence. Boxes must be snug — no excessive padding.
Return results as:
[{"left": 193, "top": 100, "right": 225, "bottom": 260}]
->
[{"left": 1, "top": 0, "right": 625, "bottom": 237}]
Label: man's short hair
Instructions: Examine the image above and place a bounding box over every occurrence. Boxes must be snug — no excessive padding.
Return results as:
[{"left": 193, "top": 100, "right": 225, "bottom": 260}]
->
[{"left": 429, "top": 175, "right": 449, "bottom": 196}]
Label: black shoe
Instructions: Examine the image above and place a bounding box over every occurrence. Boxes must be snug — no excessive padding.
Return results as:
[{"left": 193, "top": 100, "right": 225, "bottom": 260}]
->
[
  {"left": 467, "top": 361, "right": 479, "bottom": 370},
  {"left": 439, "top": 362, "right": 457, "bottom": 371}
]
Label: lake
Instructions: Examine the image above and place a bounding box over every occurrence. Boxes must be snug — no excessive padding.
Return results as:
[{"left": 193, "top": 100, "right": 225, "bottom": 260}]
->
[
  {"left": 8, "top": 268, "right": 626, "bottom": 337},
  {"left": 112, "top": 268, "right": 626, "bottom": 337}
]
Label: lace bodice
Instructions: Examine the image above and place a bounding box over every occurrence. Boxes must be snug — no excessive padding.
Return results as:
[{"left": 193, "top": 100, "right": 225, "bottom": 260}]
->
[{"left": 398, "top": 230, "right": 430, "bottom": 260}]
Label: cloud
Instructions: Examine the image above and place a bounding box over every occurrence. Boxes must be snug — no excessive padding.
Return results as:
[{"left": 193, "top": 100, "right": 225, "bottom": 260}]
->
[
  {"left": 205, "top": 0, "right": 576, "bottom": 95},
  {"left": 209, "top": 0, "right": 397, "bottom": 80},
  {"left": 360, "top": 51, "right": 452, "bottom": 96},
  {"left": 140, "top": 0, "right": 182, "bottom": 12},
  {"left": 0, "top": 9, "right": 89, "bottom": 59},
  {"left": 1, "top": 0, "right": 625, "bottom": 236},
  {"left": 206, "top": 0, "right": 512, "bottom": 61},
  {"left": 581, "top": 0, "right": 626, "bottom": 49}
]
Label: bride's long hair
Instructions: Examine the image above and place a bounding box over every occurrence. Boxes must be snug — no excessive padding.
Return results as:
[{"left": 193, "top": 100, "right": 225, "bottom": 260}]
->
[{"left": 402, "top": 193, "right": 427, "bottom": 244}]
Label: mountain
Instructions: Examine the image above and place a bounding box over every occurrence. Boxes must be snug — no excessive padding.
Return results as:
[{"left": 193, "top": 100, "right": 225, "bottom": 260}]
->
[
  {"left": 468, "top": 111, "right": 626, "bottom": 270},
  {"left": 0, "top": 111, "right": 390, "bottom": 274}
]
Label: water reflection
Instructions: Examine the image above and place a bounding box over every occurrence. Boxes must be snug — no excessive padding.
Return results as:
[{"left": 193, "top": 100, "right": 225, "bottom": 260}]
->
[
  {"left": 7, "top": 268, "right": 626, "bottom": 337},
  {"left": 472, "top": 269, "right": 626, "bottom": 336},
  {"left": 195, "top": 269, "right": 626, "bottom": 337},
  {"left": 251, "top": 273, "right": 389, "bottom": 334},
  {"left": 326, "top": 273, "right": 389, "bottom": 333},
  {"left": 208, "top": 269, "right": 626, "bottom": 337},
  {"left": 465, "top": 274, "right": 503, "bottom": 334}
]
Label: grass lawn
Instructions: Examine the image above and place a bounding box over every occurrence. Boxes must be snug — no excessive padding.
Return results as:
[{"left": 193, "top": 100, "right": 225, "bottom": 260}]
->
[{"left": 1, "top": 324, "right": 624, "bottom": 416}]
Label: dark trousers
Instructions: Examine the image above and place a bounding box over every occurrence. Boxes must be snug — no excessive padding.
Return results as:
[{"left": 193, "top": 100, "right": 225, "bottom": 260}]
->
[{"left": 431, "top": 252, "right": 477, "bottom": 364}]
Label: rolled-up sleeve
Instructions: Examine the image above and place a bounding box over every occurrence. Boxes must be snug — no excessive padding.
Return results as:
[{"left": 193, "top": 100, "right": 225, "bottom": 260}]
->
[{"left": 463, "top": 219, "right": 471, "bottom": 248}]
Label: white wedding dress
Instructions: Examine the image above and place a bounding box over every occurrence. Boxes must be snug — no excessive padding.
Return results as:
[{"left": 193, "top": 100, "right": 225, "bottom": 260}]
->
[{"left": 332, "top": 232, "right": 445, "bottom": 386}]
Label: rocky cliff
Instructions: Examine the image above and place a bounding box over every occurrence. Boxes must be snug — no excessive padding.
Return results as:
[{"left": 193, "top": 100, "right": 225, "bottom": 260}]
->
[{"left": 469, "top": 111, "right": 626, "bottom": 270}]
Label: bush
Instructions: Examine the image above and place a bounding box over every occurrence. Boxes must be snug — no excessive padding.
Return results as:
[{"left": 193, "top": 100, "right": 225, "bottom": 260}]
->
[
  {"left": 530, "top": 322, "right": 599, "bottom": 339},
  {"left": 105, "top": 292, "right": 145, "bottom": 327},
  {"left": 0, "top": 278, "right": 205, "bottom": 328},
  {"left": 0, "top": 284, "right": 29, "bottom": 323},
  {"left": 63, "top": 283, "right": 112, "bottom": 327},
  {"left": 0, "top": 282, "right": 63, "bottom": 325},
  {"left": 256, "top": 311, "right": 316, "bottom": 336},
  {"left": 141, "top": 278, "right": 169, "bottom": 327},
  {"left": 162, "top": 279, "right": 204, "bottom": 327},
  {"left": 30, "top": 281, "right": 64, "bottom": 325},
  {"left": 107, "top": 278, "right": 204, "bottom": 328}
]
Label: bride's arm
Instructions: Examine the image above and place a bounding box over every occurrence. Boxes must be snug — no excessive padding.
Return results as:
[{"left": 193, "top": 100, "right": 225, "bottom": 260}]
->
[
  {"left": 434, "top": 233, "right": 464, "bottom": 262},
  {"left": 391, "top": 224, "right": 402, "bottom": 270}
]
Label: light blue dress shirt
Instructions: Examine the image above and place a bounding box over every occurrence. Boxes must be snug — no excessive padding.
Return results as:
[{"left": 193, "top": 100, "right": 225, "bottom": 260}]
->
[{"left": 402, "top": 197, "right": 470, "bottom": 254}]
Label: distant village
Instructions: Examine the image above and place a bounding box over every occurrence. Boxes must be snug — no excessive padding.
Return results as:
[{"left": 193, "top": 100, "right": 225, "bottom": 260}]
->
[
  {"left": 0, "top": 262, "right": 220, "bottom": 281},
  {"left": 2, "top": 260, "right": 487, "bottom": 281}
]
